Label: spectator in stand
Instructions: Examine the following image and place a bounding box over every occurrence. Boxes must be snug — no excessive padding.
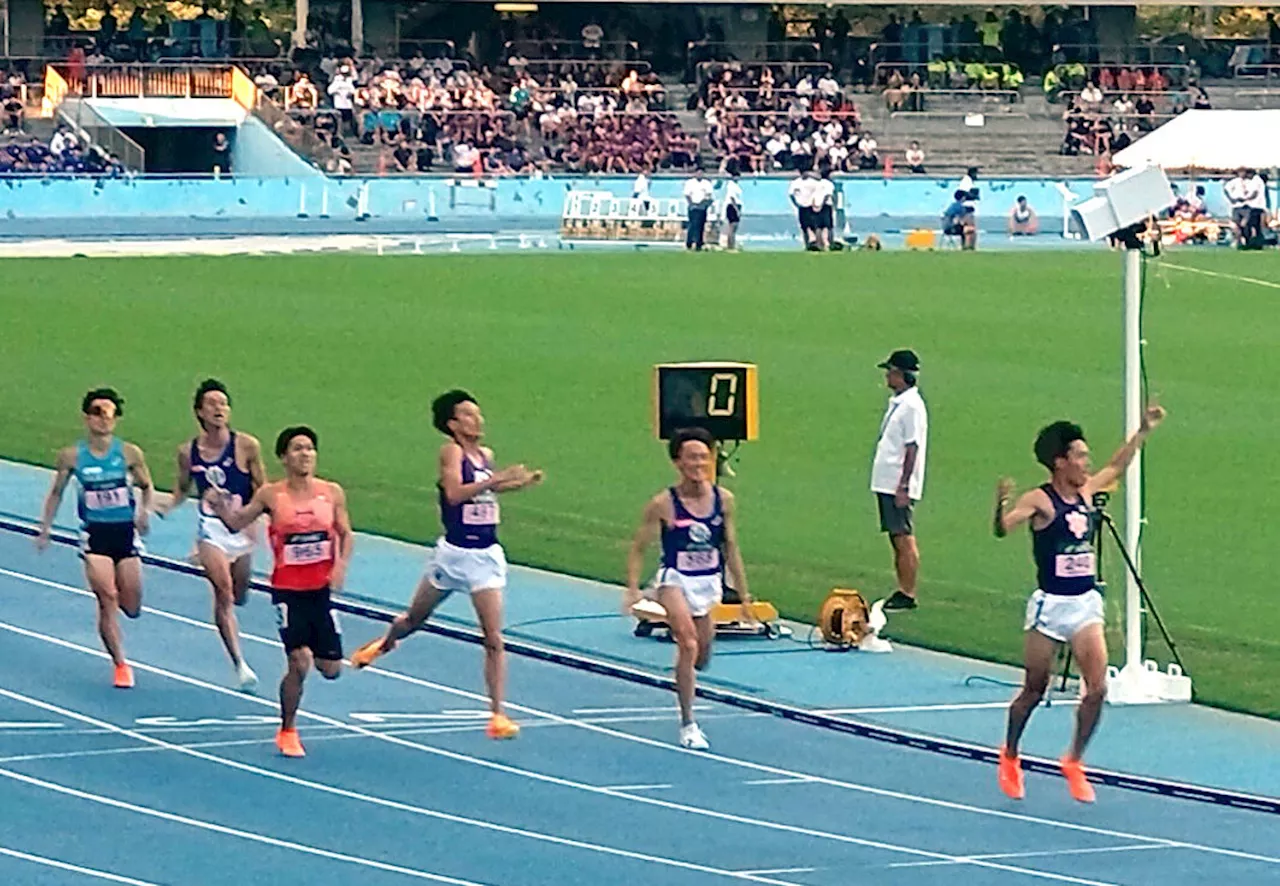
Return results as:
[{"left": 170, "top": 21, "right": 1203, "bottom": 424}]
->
[
  {"left": 288, "top": 73, "right": 319, "bottom": 111},
  {"left": 905, "top": 140, "right": 926, "bottom": 174},
  {"left": 2, "top": 88, "right": 24, "bottom": 135},
  {"left": 943, "top": 189, "right": 977, "bottom": 249},
  {"left": 856, "top": 132, "right": 879, "bottom": 170},
  {"left": 212, "top": 132, "right": 231, "bottom": 173},
  {"left": 1135, "top": 94, "right": 1156, "bottom": 132},
  {"left": 328, "top": 65, "right": 356, "bottom": 136},
  {"left": 1079, "top": 81, "right": 1103, "bottom": 111},
  {"left": 1008, "top": 195, "right": 1039, "bottom": 236}
]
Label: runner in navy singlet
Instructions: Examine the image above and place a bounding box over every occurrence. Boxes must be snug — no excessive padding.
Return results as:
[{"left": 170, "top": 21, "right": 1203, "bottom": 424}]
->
[
  {"left": 625, "top": 427, "right": 754, "bottom": 750},
  {"left": 157, "top": 379, "right": 266, "bottom": 691},
  {"left": 992, "top": 402, "right": 1166, "bottom": 803},
  {"left": 349, "top": 389, "right": 543, "bottom": 740}
]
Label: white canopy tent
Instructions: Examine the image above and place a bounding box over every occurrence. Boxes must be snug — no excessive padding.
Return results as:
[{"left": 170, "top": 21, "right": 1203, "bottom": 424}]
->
[{"left": 1113, "top": 109, "right": 1280, "bottom": 171}]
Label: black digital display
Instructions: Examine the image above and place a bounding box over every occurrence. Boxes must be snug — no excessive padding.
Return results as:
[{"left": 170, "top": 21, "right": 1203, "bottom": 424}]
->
[{"left": 654, "top": 363, "right": 757, "bottom": 441}]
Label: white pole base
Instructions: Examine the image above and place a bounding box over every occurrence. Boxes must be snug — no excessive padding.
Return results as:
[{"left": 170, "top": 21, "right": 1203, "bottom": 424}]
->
[{"left": 1106, "top": 661, "right": 1192, "bottom": 705}]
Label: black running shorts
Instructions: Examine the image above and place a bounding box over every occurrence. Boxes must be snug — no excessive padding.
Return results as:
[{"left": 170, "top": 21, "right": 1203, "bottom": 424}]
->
[{"left": 272, "top": 588, "right": 343, "bottom": 661}]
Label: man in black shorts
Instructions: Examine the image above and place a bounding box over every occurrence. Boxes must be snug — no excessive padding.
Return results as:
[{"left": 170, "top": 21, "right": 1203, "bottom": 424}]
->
[
  {"left": 869, "top": 351, "right": 929, "bottom": 611},
  {"left": 209, "top": 427, "right": 353, "bottom": 758}
]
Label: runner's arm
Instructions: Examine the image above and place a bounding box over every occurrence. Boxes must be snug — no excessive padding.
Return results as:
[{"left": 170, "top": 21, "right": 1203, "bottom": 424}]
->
[
  {"left": 439, "top": 442, "right": 520, "bottom": 505},
  {"left": 213, "top": 484, "right": 271, "bottom": 533},
  {"left": 994, "top": 483, "right": 1050, "bottom": 538},
  {"left": 721, "top": 490, "right": 751, "bottom": 603},
  {"left": 626, "top": 496, "right": 665, "bottom": 597},
  {"left": 330, "top": 483, "right": 354, "bottom": 592},
  {"left": 485, "top": 449, "right": 544, "bottom": 493},
  {"left": 155, "top": 443, "right": 192, "bottom": 517},
  {"left": 37, "top": 447, "right": 76, "bottom": 544},
  {"left": 242, "top": 434, "right": 268, "bottom": 495},
  {"left": 125, "top": 444, "right": 155, "bottom": 531},
  {"left": 1082, "top": 402, "right": 1166, "bottom": 499}
]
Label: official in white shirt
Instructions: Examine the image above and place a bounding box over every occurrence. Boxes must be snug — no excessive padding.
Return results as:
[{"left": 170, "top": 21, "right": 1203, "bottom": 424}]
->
[
  {"left": 869, "top": 349, "right": 928, "bottom": 611},
  {"left": 683, "top": 169, "right": 715, "bottom": 251},
  {"left": 723, "top": 164, "right": 744, "bottom": 251},
  {"left": 633, "top": 170, "right": 651, "bottom": 212},
  {"left": 787, "top": 165, "right": 819, "bottom": 250}
]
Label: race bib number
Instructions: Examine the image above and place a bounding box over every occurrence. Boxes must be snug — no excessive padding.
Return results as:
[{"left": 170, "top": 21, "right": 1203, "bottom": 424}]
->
[
  {"left": 84, "top": 486, "right": 129, "bottom": 511},
  {"left": 283, "top": 531, "right": 333, "bottom": 566},
  {"left": 462, "top": 502, "right": 500, "bottom": 526},
  {"left": 676, "top": 549, "right": 720, "bottom": 573},
  {"left": 1055, "top": 552, "right": 1096, "bottom": 579}
]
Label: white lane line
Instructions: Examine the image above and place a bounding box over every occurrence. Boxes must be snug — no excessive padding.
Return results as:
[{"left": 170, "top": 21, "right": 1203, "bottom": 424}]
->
[
  {"left": 6, "top": 565, "right": 1278, "bottom": 872},
  {"left": 0, "top": 845, "right": 163, "bottom": 885},
  {"left": 0, "top": 617, "right": 1108, "bottom": 886},
  {"left": 742, "top": 778, "right": 815, "bottom": 787},
  {"left": 0, "top": 764, "right": 492, "bottom": 886},
  {"left": 598, "top": 784, "right": 673, "bottom": 792},
  {"left": 733, "top": 869, "right": 817, "bottom": 877},
  {"left": 0, "top": 721, "right": 506, "bottom": 765},
  {"left": 1160, "top": 262, "right": 1280, "bottom": 290},
  {"left": 0, "top": 721, "right": 63, "bottom": 729},
  {"left": 0, "top": 684, "right": 808, "bottom": 886},
  {"left": 885, "top": 842, "right": 1177, "bottom": 869},
  {"left": 814, "top": 702, "right": 1073, "bottom": 715},
  {"left": 573, "top": 706, "right": 707, "bottom": 715}
]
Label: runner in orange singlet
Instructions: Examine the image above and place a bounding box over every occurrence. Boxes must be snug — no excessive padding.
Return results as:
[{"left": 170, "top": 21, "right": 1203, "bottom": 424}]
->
[{"left": 208, "top": 425, "right": 353, "bottom": 758}]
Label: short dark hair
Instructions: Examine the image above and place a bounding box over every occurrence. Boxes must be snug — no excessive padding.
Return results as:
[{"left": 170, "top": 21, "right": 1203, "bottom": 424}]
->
[
  {"left": 193, "top": 378, "right": 231, "bottom": 412},
  {"left": 668, "top": 427, "right": 717, "bottom": 461},
  {"left": 82, "top": 387, "right": 124, "bottom": 416},
  {"left": 1034, "top": 421, "right": 1085, "bottom": 471},
  {"left": 432, "top": 389, "right": 476, "bottom": 436},
  {"left": 275, "top": 425, "right": 318, "bottom": 458}
]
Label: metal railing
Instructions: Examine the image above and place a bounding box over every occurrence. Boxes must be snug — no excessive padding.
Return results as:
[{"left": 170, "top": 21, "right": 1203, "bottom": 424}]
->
[
  {"left": 504, "top": 39, "right": 638, "bottom": 61},
  {"left": 870, "top": 40, "right": 1187, "bottom": 69},
  {"left": 8, "top": 33, "right": 279, "bottom": 61},
  {"left": 393, "top": 39, "right": 457, "bottom": 60},
  {"left": 696, "top": 59, "right": 832, "bottom": 86},
  {"left": 56, "top": 97, "right": 146, "bottom": 170},
  {"left": 687, "top": 41, "right": 821, "bottom": 65},
  {"left": 516, "top": 57, "right": 650, "bottom": 74},
  {"left": 51, "top": 63, "right": 233, "bottom": 99}
]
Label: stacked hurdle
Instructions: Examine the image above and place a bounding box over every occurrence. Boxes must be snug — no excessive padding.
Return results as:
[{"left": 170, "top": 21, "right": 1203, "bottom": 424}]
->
[{"left": 560, "top": 190, "right": 722, "bottom": 245}]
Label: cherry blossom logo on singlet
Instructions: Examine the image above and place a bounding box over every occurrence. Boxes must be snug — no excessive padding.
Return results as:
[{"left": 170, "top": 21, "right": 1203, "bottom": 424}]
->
[
  {"left": 1066, "top": 510, "right": 1090, "bottom": 540},
  {"left": 205, "top": 465, "right": 227, "bottom": 489}
]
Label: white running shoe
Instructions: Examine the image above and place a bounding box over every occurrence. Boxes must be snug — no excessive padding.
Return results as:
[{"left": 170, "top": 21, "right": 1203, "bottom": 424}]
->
[
  {"left": 235, "top": 661, "right": 259, "bottom": 693},
  {"left": 679, "top": 723, "right": 710, "bottom": 750}
]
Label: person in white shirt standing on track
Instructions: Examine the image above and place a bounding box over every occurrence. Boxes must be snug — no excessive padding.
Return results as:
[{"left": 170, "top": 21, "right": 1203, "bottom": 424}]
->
[
  {"left": 682, "top": 166, "right": 715, "bottom": 251},
  {"left": 814, "top": 164, "right": 836, "bottom": 251},
  {"left": 787, "top": 164, "right": 819, "bottom": 250},
  {"left": 723, "top": 163, "right": 744, "bottom": 251},
  {"left": 633, "top": 168, "right": 651, "bottom": 213},
  {"left": 869, "top": 349, "right": 928, "bottom": 612}
]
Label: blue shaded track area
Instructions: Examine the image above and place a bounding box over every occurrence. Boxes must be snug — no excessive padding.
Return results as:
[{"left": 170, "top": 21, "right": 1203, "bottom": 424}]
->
[{"left": 0, "top": 535, "right": 1278, "bottom": 886}]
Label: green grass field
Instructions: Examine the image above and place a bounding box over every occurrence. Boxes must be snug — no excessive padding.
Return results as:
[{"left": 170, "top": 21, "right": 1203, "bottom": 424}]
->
[{"left": 3, "top": 250, "right": 1278, "bottom": 717}]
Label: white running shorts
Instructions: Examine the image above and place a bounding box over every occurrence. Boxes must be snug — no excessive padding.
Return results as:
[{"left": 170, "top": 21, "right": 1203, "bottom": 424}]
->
[
  {"left": 1024, "top": 588, "right": 1105, "bottom": 643},
  {"left": 647, "top": 567, "right": 723, "bottom": 618},
  {"left": 430, "top": 538, "right": 507, "bottom": 593}
]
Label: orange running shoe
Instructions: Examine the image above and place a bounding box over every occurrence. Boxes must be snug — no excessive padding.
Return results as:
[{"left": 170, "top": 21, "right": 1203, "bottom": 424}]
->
[
  {"left": 276, "top": 728, "right": 306, "bottom": 758},
  {"left": 486, "top": 713, "right": 520, "bottom": 740},
  {"left": 1060, "top": 756, "right": 1096, "bottom": 804},
  {"left": 349, "top": 638, "right": 387, "bottom": 670},
  {"left": 997, "top": 746, "right": 1025, "bottom": 800},
  {"left": 113, "top": 663, "right": 135, "bottom": 689}
]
